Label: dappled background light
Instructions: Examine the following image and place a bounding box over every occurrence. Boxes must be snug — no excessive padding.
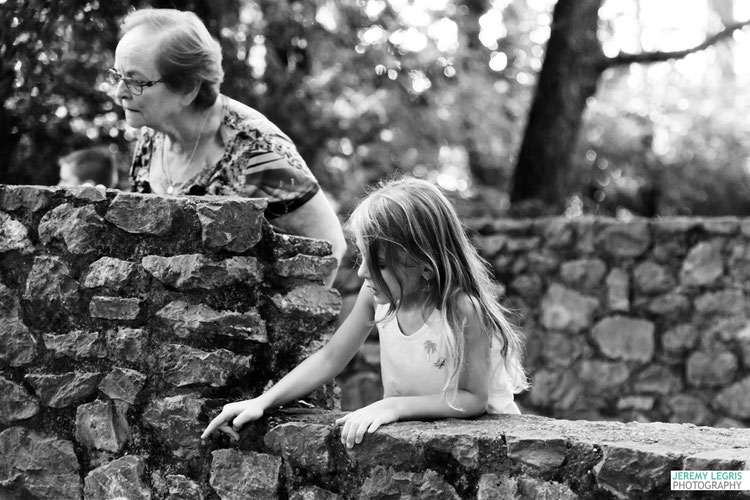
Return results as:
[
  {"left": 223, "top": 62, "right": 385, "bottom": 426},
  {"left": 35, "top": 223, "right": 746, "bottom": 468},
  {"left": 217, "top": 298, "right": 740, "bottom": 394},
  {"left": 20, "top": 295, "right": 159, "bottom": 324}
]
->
[{"left": 3, "top": 0, "right": 750, "bottom": 217}]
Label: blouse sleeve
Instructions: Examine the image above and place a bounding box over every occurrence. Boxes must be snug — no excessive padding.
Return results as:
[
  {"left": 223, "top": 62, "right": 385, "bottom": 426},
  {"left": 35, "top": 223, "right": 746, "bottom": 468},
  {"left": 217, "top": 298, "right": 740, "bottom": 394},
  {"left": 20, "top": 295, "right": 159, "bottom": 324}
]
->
[{"left": 218, "top": 128, "right": 320, "bottom": 220}]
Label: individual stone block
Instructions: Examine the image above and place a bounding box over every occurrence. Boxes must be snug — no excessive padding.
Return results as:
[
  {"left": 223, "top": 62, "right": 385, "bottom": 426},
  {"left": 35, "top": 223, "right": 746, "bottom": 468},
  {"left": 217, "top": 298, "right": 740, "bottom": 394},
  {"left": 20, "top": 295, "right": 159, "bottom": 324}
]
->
[
  {"left": 715, "top": 376, "right": 750, "bottom": 419},
  {"left": 0, "top": 185, "right": 54, "bottom": 213},
  {"left": 666, "top": 394, "right": 711, "bottom": 425},
  {"left": 274, "top": 254, "right": 338, "bottom": 282},
  {"left": 59, "top": 184, "right": 108, "bottom": 202},
  {"left": 25, "top": 371, "right": 102, "bottom": 408},
  {"left": 156, "top": 300, "right": 267, "bottom": 341},
  {"left": 473, "top": 234, "right": 508, "bottom": 258},
  {"left": 595, "top": 221, "right": 650, "bottom": 258},
  {"left": 271, "top": 284, "right": 342, "bottom": 321},
  {"left": 0, "top": 212, "right": 32, "bottom": 253},
  {"left": 421, "top": 430, "right": 482, "bottom": 469},
  {"left": 0, "top": 376, "right": 40, "bottom": 423},
  {"left": 0, "top": 427, "right": 81, "bottom": 500},
  {"left": 540, "top": 283, "right": 599, "bottom": 333},
  {"left": 680, "top": 240, "right": 724, "bottom": 287},
  {"left": 98, "top": 367, "right": 147, "bottom": 404},
  {"left": 83, "top": 455, "right": 151, "bottom": 499},
  {"left": 0, "top": 315, "right": 37, "bottom": 366},
  {"left": 76, "top": 399, "right": 128, "bottom": 453},
  {"left": 684, "top": 448, "right": 750, "bottom": 470},
  {"left": 43, "top": 330, "right": 106, "bottom": 359},
  {"left": 539, "top": 332, "right": 585, "bottom": 368},
  {"left": 196, "top": 197, "right": 267, "bottom": 252},
  {"left": 559, "top": 258, "right": 606, "bottom": 290},
  {"left": 686, "top": 350, "right": 738, "bottom": 388},
  {"left": 644, "top": 292, "right": 690, "bottom": 319},
  {"left": 634, "top": 366, "right": 683, "bottom": 396},
  {"left": 477, "top": 474, "right": 518, "bottom": 500},
  {"left": 728, "top": 242, "right": 750, "bottom": 283},
  {"left": 606, "top": 268, "right": 632, "bottom": 312},
  {"left": 272, "top": 232, "right": 333, "bottom": 259},
  {"left": 538, "top": 217, "right": 574, "bottom": 249},
  {"left": 593, "top": 442, "right": 679, "bottom": 498},
  {"left": 694, "top": 289, "right": 746, "bottom": 317},
  {"left": 701, "top": 218, "right": 738, "bottom": 235},
  {"left": 38, "top": 204, "right": 109, "bottom": 255},
  {"left": 518, "top": 476, "right": 578, "bottom": 500},
  {"left": 106, "top": 327, "right": 146, "bottom": 361},
  {"left": 359, "top": 466, "right": 460, "bottom": 500},
  {"left": 578, "top": 361, "right": 630, "bottom": 396},
  {"left": 506, "top": 432, "right": 566, "bottom": 471},
  {"left": 343, "top": 428, "right": 425, "bottom": 470},
  {"left": 210, "top": 449, "right": 281, "bottom": 500},
  {"left": 526, "top": 369, "right": 581, "bottom": 411},
  {"left": 264, "top": 422, "right": 333, "bottom": 474},
  {"left": 142, "top": 254, "right": 262, "bottom": 289},
  {"left": 290, "top": 485, "right": 341, "bottom": 500},
  {"left": 165, "top": 474, "right": 203, "bottom": 500},
  {"left": 105, "top": 192, "right": 176, "bottom": 235},
  {"left": 590, "top": 316, "right": 655, "bottom": 363},
  {"left": 158, "top": 344, "right": 251, "bottom": 387},
  {"left": 142, "top": 393, "right": 205, "bottom": 460},
  {"left": 82, "top": 257, "right": 139, "bottom": 290},
  {"left": 89, "top": 296, "right": 141, "bottom": 320},
  {"left": 23, "top": 255, "right": 80, "bottom": 317},
  {"left": 633, "top": 261, "right": 675, "bottom": 295},
  {"left": 661, "top": 324, "right": 699, "bottom": 356}
]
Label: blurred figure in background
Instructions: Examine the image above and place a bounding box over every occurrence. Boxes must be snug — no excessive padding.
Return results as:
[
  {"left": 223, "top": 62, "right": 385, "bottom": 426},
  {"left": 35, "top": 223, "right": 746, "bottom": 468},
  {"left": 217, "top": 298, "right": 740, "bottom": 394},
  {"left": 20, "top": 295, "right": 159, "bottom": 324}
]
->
[{"left": 58, "top": 146, "right": 119, "bottom": 188}]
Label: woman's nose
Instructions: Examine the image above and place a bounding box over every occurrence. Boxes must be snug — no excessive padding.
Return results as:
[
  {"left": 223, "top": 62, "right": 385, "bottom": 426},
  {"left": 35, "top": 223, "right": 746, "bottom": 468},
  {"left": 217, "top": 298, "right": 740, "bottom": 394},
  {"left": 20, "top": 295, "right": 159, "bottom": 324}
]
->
[{"left": 113, "top": 79, "right": 130, "bottom": 101}]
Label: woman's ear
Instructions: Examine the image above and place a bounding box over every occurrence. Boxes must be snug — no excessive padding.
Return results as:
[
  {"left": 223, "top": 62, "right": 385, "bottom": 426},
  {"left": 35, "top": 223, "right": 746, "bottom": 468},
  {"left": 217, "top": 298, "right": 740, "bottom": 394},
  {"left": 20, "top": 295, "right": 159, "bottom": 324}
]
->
[{"left": 180, "top": 83, "right": 201, "bottom": 107}]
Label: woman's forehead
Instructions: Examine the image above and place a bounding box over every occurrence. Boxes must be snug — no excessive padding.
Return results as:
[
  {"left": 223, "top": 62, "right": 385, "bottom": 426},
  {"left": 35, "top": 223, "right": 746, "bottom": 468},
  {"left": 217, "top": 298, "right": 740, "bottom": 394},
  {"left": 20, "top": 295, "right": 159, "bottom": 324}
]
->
[{"left": 115, "top": 27, "right": 160, "bottom": 75}]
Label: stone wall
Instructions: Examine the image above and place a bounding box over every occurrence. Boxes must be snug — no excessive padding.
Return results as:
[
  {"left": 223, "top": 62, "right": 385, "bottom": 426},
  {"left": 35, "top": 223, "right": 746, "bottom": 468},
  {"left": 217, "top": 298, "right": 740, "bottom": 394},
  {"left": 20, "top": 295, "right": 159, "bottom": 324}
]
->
[
  {"left": 3, "top": 184, "right": 749, "bottom": 500},
  {"left": 336, "top": 217, "right": 750, "bottom": 427},
  {"left": 0, "top": 184, "right": 340, "bottom": 499}
]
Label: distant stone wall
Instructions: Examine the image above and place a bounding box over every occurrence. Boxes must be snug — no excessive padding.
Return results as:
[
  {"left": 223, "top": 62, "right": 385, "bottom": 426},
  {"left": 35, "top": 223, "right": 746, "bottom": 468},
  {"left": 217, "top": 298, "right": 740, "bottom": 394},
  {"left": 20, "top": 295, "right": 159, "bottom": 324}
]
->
[
  {"left": 337, "top": 217, "right": 750, "bottom": 427},
  {"left": 0, "top": 184, "right": 340, "bottom": 499}
]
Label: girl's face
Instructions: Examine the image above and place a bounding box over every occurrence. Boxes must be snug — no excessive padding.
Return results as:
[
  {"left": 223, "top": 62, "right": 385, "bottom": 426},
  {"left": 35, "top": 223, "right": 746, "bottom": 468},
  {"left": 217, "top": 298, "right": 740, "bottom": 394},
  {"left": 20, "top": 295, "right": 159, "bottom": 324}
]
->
[
  {"left": 356, "top": 239, "right": 424, "bottom": 306},
  {"left": 113, "top": 26, "right": 186, "bottom": 131}
]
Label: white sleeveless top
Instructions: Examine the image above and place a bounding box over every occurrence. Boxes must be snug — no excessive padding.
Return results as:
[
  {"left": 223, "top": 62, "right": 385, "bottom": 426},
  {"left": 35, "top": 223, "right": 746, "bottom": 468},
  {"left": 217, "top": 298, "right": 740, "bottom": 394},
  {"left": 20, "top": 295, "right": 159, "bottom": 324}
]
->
[{"left": 376, "top": 304, "right": 520, "bottom": 414}]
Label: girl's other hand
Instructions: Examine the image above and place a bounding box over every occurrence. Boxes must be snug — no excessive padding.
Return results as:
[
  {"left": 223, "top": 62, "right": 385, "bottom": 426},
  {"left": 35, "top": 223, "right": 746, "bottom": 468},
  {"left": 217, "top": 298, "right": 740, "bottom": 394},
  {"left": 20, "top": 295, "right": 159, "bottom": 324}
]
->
[
  {"left": 334, "top": 401, "right": 399, "bottom": 448},
  {"left": 201, "top": 399, "right": 265, "bottom": 441}
]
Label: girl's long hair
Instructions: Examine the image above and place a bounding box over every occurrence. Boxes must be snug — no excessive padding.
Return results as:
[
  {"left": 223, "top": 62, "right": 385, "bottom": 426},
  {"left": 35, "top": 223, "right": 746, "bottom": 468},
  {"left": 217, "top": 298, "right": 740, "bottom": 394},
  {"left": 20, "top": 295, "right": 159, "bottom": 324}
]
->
[{"left": 346, "top": 177, "right": 529, "bottom": 404}]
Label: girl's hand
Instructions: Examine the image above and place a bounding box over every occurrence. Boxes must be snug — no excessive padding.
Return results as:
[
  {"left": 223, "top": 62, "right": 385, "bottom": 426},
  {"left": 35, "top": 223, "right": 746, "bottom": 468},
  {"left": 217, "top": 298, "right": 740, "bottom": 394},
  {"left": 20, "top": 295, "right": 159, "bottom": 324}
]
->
[
  {"left": 335, "top": 400, "right": 399, "bottom": 448},
  {"left": 201, "top": 399, "right": 265, "bottom": 441}
]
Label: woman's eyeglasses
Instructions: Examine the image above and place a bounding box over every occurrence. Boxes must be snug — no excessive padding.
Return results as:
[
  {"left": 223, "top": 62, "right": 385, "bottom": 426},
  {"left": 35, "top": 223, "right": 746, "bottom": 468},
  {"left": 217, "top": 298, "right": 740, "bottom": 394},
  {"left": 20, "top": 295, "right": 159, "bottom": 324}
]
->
[{"left": 108, "top": 68, "right": 164, "bottom": 96}]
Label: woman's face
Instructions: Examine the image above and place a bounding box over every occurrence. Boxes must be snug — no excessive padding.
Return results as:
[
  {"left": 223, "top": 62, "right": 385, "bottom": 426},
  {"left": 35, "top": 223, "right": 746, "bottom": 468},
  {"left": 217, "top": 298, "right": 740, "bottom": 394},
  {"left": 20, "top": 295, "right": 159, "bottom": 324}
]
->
[{"left": 113, "top": 26, "right": 184, "bottom": 130}]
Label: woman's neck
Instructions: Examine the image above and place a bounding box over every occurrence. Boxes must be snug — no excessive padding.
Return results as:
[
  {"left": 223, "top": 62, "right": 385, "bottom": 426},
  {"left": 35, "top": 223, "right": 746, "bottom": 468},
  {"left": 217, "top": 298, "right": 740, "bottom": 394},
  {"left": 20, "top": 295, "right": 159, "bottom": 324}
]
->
[{"left": 163, "top": 99, "right": 220, "bottom": 155}]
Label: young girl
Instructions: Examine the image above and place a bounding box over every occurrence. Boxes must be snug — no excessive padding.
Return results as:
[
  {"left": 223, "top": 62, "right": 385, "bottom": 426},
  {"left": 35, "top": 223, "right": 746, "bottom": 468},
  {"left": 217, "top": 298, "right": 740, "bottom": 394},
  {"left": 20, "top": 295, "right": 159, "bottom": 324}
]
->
[{"left": 201, "top": 177, "right": 528, "bottom": 448}]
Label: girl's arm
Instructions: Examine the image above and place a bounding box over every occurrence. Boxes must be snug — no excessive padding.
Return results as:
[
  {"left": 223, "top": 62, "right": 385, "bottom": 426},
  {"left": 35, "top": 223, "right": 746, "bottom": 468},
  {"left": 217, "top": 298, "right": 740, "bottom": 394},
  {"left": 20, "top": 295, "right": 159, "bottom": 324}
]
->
[
  {"left": 201, "top": 284, "right": 376, "bottom": 440},
  {"left": 336, "top": 295, "right": 491, "bottom": 448}
]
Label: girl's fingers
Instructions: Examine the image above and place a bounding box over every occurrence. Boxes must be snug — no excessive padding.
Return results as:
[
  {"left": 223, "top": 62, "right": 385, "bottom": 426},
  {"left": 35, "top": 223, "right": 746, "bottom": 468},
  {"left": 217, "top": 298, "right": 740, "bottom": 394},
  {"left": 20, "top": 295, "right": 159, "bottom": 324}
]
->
[
  {"left": 201, "top": 411, "right": 230, "bottom": 439},
  {"left": 367, "top": 420, "right": 381, "bottom": 433},
  {"left": 218, "top": 424, "right": 240, "bottom": 441}
]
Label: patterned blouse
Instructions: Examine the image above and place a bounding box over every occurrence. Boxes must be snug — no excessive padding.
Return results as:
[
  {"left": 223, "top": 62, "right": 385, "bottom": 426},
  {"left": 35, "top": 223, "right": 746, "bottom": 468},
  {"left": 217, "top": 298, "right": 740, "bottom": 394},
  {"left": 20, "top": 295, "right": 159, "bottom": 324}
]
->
[{"left": 129, "top": 95, "right": 320, "bottom": 220}]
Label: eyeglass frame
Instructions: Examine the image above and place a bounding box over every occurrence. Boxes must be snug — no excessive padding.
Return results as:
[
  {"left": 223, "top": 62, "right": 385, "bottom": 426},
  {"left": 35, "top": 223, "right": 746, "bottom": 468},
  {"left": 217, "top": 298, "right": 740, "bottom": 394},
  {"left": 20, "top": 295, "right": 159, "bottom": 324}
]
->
[{"left": 108, "top": 68, "right": 165, "bottom": 96}]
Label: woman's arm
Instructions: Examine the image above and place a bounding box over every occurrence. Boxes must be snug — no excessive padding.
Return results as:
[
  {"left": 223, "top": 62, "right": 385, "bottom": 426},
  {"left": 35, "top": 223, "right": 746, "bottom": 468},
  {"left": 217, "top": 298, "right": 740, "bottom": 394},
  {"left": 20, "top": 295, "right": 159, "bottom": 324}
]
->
[
  {"left": 201, "top": 284, "right": 375, "bottom": 440},
  {"left": 336, "top": 295, "right": 491, "bottom": 447},
  {"left": 273, "top": 190, "right": 347, "bottom": 286}
]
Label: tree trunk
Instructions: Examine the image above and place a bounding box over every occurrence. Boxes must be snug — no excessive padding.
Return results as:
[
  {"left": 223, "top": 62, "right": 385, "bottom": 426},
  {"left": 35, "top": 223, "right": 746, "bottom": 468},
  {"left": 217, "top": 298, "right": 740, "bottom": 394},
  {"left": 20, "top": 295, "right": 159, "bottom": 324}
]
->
[{"left": 509, "top": 0, "right": 604, "bottom": 214}]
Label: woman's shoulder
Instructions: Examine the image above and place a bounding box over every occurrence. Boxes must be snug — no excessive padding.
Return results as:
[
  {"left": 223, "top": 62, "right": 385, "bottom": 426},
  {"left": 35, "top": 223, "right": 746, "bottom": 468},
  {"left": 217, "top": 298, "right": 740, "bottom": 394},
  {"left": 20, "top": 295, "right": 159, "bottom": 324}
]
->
[{"left": 221, "top": 95, "right": 286, "bottom": 136}]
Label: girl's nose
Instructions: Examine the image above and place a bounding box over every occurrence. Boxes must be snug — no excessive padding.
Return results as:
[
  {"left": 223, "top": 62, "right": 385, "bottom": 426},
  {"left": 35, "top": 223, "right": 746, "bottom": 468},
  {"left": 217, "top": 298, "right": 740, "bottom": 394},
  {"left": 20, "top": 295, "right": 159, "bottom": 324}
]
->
[{"left": 357, "top": 260, "right": 369, "bottom": 280}]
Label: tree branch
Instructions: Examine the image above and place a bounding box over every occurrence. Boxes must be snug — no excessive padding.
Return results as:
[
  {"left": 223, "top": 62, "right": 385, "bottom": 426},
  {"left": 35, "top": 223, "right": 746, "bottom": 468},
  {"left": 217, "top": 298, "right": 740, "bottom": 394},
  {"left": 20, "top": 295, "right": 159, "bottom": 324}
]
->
[{"left": 603, "top": 18, "right": 750, "bottom": 69}]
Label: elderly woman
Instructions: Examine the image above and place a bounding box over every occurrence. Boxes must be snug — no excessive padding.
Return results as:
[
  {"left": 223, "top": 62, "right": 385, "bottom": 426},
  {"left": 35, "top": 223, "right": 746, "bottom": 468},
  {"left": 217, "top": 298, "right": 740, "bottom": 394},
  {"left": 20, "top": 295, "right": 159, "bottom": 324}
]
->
[{"left": 111, "top": 8, "right": 345, "bottom": 282}]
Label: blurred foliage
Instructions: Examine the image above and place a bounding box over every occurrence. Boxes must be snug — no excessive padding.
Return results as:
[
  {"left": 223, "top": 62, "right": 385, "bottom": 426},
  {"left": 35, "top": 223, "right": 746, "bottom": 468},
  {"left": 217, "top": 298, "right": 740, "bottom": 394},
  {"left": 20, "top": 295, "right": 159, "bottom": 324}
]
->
[{"left": 3, "top": 0, "right": 750, "bottom": 217}]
